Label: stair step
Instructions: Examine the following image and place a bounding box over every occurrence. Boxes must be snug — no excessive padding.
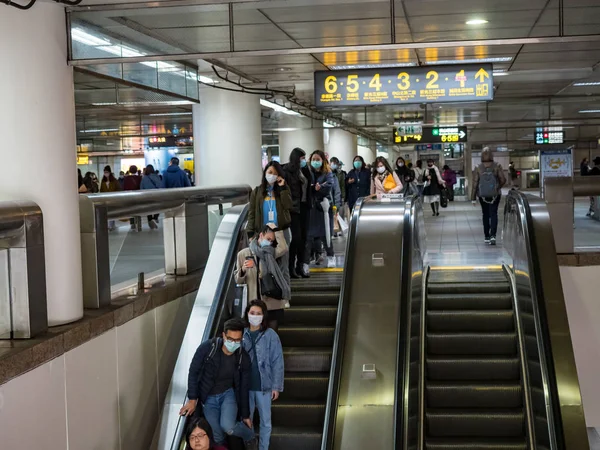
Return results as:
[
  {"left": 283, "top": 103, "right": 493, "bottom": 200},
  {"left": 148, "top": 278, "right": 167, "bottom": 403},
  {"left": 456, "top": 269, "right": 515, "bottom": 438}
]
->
[
  {"left": 428, "top": 283, "right": 511, "bottom": 295},
  {"left": 284, "top": 306, "right": 337, "bottom": 326},
  {"left": 427, "top": 333, "right": 517, "bottom": 356},
  {"left": 426, "top": 382, "right": 523, "bottom": 408},
  {"left": 290, "top": 291, "right": 340, "bottom": 306},
  {"left": 425, "top": 437, "right": 527, "bottom": 450},
  {"left": 427, "top": 310, "right": 515, "bottom": 333},
  {"left": 278, "top": 326, "right": 335, "bottom": 347},
  {"left": 271, "top": 400, "right": 325, "bottom": 427},
  {"left": 428, "top": 271, "right": 507, "bottom": 284},
  {"left": 282, "top": 373, "right": 329, "bottom": 401},
  {"left": 270, "top": 426, "right": 322, "bottom": 450},
  {"left": 283, "top": 347, "right": 332, "bottom": 373},
  {"left": 427, "top": 357, "right": 520, "bottom": 381},
  {"left": 427, "top": 293, "right": 512, "bottom": 310},
  {"left": 426, "top": 409, "right": 525, "bottom": 438}
]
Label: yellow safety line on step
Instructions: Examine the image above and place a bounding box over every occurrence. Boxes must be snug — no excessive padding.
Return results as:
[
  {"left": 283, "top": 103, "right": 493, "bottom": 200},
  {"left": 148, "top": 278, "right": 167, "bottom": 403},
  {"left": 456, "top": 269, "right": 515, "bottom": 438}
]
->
[
  {"left": 429, "top": 265, "right": 503, "bottom": 271},
  {"left": 310, "top": 268, "right": 344, "bottom": 273}
]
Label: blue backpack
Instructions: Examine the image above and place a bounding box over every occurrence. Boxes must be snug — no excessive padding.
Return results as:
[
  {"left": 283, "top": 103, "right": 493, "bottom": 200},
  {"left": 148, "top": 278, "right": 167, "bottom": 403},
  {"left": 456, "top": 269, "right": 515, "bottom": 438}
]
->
[{"left": 478, "top": 163, "right": 499, "bottom": 199}]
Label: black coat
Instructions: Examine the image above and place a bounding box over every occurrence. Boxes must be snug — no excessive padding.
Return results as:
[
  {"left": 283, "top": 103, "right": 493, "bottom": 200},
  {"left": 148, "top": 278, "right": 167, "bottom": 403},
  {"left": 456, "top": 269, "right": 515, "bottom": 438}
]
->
[
  {"left": 346, "top": 168, "right": 371, "bottom": 209},
  {"left": 187, "top": 338, "right": 251, "bottom": 419},
  {"left": 395, "top": 166, "right": 415, "bottom": 184},
  {"left": 283, "top": 163, "right": 311, "bottom": 213}
]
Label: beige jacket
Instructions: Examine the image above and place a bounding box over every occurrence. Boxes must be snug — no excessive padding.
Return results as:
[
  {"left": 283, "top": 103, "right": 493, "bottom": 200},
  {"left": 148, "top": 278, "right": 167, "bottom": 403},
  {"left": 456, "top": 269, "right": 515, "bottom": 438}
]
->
[
  {"left": 370, "top": 172, "right": 403, "bottom": 196},
  {"left": 235, "top": 247, "right": 288, "bottom": 311}
]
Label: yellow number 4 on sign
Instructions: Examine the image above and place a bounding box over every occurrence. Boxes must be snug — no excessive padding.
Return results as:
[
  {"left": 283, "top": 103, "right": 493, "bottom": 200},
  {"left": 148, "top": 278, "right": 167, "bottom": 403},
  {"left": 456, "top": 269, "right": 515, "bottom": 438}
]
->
[{"left": 476, "top": 84, "right": 489, "bottom": 97}]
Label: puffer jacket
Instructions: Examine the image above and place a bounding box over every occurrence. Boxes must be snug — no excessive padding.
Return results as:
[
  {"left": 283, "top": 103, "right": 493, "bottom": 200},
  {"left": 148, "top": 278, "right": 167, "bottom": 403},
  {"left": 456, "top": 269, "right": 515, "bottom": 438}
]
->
[{"left": 243, "top": 328, "right": 284, "bottom": 392}]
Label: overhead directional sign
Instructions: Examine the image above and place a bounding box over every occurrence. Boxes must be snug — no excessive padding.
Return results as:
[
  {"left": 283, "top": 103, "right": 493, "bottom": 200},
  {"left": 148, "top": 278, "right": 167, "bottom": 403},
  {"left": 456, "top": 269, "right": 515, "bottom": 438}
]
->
[
  {"left": 394, "top": 126, "right": 468, "bottom": 144},
  {"left": 315, "top": 64, "right": 493, "bottom": 108}
]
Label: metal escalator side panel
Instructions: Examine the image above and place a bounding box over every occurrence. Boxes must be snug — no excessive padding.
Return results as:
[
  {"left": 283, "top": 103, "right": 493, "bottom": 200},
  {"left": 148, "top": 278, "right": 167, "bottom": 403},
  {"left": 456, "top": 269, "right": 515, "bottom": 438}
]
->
[
  {"left": 152, "top": 204, "right": 249, "bottom": 450},
  {"left": 504, "top": 191, "right": 588, "bottom": 450}
]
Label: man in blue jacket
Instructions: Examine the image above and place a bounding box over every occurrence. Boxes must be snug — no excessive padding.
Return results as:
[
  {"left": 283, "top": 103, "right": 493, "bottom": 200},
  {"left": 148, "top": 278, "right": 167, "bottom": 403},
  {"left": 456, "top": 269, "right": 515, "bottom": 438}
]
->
[
  {"left": 162, "top": 157, "right": 192, "bottom": 188},
  {"left": 180, "top": 318, "right": 257, "bottom": 450}
]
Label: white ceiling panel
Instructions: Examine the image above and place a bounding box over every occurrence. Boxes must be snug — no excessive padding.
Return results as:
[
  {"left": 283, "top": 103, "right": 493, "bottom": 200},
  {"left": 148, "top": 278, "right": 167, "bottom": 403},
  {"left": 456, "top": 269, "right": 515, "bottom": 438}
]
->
[
  {"left": 402, "top": 0, "right": 549, "bottom": 16},
  {"left": 157, "top": 27, "right": 230, "bottom": 50},
  {"left": 279, "top": 18, "right": 392, "bottom": 41},
  {"left": 413, "top": 28, "right": 534, "bottom": 42},
  {"left": 125, "top": 9, "right": 229, "bottom": 28}
]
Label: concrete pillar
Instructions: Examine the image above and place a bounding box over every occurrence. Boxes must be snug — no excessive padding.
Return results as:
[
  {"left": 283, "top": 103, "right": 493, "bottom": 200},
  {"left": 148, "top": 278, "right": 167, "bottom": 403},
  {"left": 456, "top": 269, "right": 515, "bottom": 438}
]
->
[
  {"left": 193, "top": 89, "right": 262, "bottom": 187},
  {"left": 278, "top": 116, "right": 324, "bottom": 163},
  {"left": 358, "top": 145, "right": 376, "bottom": 164},
  {"left": 0, "top": 3, "right": 83, "bottom": 326},
  {"left": 325, "top": 129, "right": 358, "bottom": 167}
]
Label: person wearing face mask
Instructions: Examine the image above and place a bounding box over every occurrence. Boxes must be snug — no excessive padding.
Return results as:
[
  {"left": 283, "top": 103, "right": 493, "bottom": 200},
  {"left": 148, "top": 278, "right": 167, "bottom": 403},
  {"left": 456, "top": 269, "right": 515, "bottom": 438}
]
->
[
  {"left": 180, "top": 318, "right": 258, "bottom": 450},
  {"left": 413, "top": 160, "right": 426, "bottom": 197},
  {"left": 283, "top": 148, "right": 311, "bottom": 278},
  {"left": 100, "top": 165, "right": 121, "bottom": 231},
  {"left": 371, "top": 156, "right": 403, "bottom": 196},
  {"left": 329, "top": 157, "right": 346, "bottom": 206},
  {"left": 423, "top": 159, "right": 446, "bottom": 216},
  {"left": 395, "top": 157, "right": 417, "bottom": 196},
  {"left": 346, "top": 155, "right": 371, "bottom": 211},
  {"left": 242, "top": 300, "right": 284, "bottom": 450},
  {"left": 307, "top": 150, "right": 337, "bottom": 268},
  {"left": 236, "top": 226, "right": 291, "bottom": 332},
  {"left": 442, "top": 165, "right": 457, "bottom": 201}
]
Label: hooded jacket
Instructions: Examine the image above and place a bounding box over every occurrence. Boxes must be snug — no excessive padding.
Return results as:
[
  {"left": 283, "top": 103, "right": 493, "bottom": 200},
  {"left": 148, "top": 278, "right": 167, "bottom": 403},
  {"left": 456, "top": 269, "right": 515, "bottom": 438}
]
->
[{"left": 162, "top": 165, "right": 191, "bottom": 189}]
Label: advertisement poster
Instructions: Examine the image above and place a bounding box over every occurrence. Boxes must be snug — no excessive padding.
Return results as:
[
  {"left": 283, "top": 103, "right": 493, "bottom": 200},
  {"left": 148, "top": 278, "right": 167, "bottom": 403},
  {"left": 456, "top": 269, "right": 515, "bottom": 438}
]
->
[{"left": 539, "top": 149, "right": 573, "bottom": 198}]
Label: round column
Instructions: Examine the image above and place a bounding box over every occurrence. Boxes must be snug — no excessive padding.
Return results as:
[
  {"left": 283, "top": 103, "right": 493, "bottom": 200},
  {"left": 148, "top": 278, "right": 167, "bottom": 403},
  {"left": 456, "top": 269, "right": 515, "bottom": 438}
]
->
[
  {"left": 278, "top": 117, "right": 324, "bottom": 163},
  {"left": 0, "top": 3, "right": 83, "bottom": 326},
  {"left": 325, "top": 129, "right": 358, "bottom": 167},
  {"left": 193, "top": 89, "right": 262, "bottom": 187}
]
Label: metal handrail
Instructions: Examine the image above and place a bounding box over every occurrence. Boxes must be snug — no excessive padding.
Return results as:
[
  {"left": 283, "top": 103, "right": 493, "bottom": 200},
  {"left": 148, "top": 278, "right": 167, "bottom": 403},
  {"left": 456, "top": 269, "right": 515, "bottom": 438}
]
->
[{"left": 79, "top": 185, "right": 251, "bottom": 308}]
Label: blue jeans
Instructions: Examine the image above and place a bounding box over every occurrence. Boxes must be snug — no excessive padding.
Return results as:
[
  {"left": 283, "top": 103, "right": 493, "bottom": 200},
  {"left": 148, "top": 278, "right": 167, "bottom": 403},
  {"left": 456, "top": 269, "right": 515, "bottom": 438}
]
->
[
  {"left": 249, "top": 391, "right": 272, "bottom": 450},
  {"left": 203, "top": 389, "right": 255, "bottom": 445},
  {"left": 417, "top": 184, "right": 425, "bottom": 197}
]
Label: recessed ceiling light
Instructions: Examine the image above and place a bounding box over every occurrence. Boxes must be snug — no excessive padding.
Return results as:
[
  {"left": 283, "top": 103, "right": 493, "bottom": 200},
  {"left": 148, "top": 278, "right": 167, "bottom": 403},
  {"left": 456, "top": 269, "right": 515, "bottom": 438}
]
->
[
  {"left": 331, "top": 62, "right": 417, "bottom": 70},
  {"left": 493, "top": 71, "right": 509, "bottom": 77},
  {"left": 274, "top": 67, "right": 292, "bottom": 72},
  {"left": 424, "top": 57, "right": 512, "bottom": 65},
  {"left": 573, "top": 82, "right": 600, "bottom": 86},
  {"left": 466, "top": 19, "right": 489, "bottom": 25},
  {"left": 579, "top": 109, "right": 600, "bottom": 113},
  {"left": 148, "top": 112, "right": 193, "bottom": 117}
]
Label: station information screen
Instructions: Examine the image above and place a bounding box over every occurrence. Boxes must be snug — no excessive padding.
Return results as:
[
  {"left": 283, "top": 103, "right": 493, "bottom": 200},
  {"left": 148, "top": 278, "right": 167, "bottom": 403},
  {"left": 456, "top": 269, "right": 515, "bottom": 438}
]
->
[
  {"left": 535, "top": 128, "right": 565, "bottom": 145},
  {"left": 394, "top": 126, "right": 468, "bottom": 144},
  {"left": 314, "top": 64, "right": 494, "bottom": 107}
]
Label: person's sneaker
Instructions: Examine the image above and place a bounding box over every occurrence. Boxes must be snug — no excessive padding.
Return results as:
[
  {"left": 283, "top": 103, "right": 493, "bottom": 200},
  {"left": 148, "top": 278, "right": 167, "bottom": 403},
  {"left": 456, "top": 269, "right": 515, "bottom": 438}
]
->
[
  {"left": 149, "top": 219, "right": 158, "bottom": 230},
  {"left": 130, "top": 224, "right": 137, "bottom": 231},
  {"left": 484, "top": 237, "right": 491, "bottom": 244},
  {"left": 244, "top": 438, "right": 259, "bottom": 450},
  {"left": 316, "top": 254, "right": 325, "bottom": 265},
  {"left": 290, "top": 267, "right": 300, "bottom": 279},
  {"left": 327, "top": 256, "right": 336, "bottom": 268},
  {"left": 436, "top": 212, "right": 440, "bottom": 216},
  {"left": 587, "top": 211, "right": 592, "bottom": 217},
  {"left": 300, "top": 264, "right": 311, "bottom": 278},
  {"left": 490, "top": 236, "right": 497, "bottom": 246}
]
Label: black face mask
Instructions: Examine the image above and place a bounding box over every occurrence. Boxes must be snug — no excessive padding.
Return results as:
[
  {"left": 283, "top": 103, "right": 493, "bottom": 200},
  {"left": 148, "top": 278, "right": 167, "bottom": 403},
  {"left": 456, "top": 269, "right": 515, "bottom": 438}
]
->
[{"left": 428, "top": 164, "right": 433, "bottom": 168}]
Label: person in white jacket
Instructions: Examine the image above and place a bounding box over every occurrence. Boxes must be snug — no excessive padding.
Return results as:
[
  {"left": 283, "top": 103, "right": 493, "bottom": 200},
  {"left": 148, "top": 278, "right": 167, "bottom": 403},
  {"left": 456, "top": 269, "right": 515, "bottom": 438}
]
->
[{"left": 423, "top": 159, "right": 446, "bottom": 217}]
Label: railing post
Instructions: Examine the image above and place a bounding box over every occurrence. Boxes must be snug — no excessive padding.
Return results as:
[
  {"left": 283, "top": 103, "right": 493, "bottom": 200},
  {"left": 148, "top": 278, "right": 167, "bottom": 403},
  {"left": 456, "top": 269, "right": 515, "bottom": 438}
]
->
[{"left": 0, "top": 249, "right": 10, "bottom": 338}]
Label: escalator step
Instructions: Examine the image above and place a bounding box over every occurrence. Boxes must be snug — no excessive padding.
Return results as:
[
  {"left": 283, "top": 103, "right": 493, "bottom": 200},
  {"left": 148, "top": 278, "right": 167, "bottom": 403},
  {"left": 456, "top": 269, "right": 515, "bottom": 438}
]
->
[
  {"left": 428, "top": 282, "right": 510, "bottom": 295},
  {"left": 278, "top": 326, "right": 335, "bottom": 347},
  {"left": 427, "top": 357, "right": 520, "bottom": 381},
  {"left": 427, "top": 293, "right": 512, "bottom": 311},
  {"left": 282, "top": 372, "right": 329, "bottom": 401},
  {"left": 284, "top": 306, "right": 338, "bottom": 326},
  {"left": 426, "top": 409, "right": 525, "bottom": 437},
  {"left": 427, "top": 310, "right": 515, "bottom": 333},
  {"left": 271, "top": 400, "right": 325, "bottom": 427},
  {"left": 428, "top": 271, "right": 507, "bottom": 284},
  {"left": 427, "top": 333, "right": 517, "bottom": 356},
  {"left": 425, "top": 438, "right": 527, "bottom": 450},
  {"left": 426, "top": 382, "right": 523, "bottom": 408},
  {"left": 284, "top": 347, "right": 332, "bottom": 373},
  {"left": 290, "top": 291, "right": 340, "bottom": 306},
  {"left": 270, "top": 426, "right": 322, "bottom": 450}
]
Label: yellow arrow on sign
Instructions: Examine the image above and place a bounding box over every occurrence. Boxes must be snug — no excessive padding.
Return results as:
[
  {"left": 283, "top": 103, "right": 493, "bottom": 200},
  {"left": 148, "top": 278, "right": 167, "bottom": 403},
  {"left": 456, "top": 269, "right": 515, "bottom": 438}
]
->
[{"left": 475, "top": 68, "right": 490, "bottom": 83}]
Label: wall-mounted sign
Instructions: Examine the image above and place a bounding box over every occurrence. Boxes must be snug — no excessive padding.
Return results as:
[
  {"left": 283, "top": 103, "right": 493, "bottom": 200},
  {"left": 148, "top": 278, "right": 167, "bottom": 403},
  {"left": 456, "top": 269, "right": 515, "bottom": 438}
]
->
[
  {"left": 539, "top": 149, "right": 572, "bottom": 198},
  {"left": 535, "top": 128, "right": 564, "bottom": 145},
  {"left": 395, "top": 126, "right": 467, "bottom": 144},
  {"left": 415, "top": 144, "right": 443, "bottom": 151},
  {"left": 314, "top": 64, "right": 494, "bottom": 107},
  {"left": 76, "top": 155, "right": 89, "bottom": 165},
  {"left": 148, "top": 136, "right": 193, "bottom": 148}
]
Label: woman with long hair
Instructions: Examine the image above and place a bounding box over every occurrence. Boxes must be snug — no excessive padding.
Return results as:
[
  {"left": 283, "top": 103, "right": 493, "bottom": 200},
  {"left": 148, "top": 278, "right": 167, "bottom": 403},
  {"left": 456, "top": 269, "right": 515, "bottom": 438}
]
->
[
  {"left": 242, "top": 299, "right": 284, "bottom": 450},
  {"left": 346, "top": 155, "right": 371, "bottom": 210},
  {"left": 371, "top": 156, "right": 402, "bottom": 196},
  {"left": 100, "top": 165, "right": 121, "bottom": 231},
  {"left": 423, "top": 158, "right": 446, "bottom": 217},
  {"left": 307, "top": 150, "right": 336, "bottom": 268},
  {"left": 83, "top": 171, "right": 99, "bottom": 193}
]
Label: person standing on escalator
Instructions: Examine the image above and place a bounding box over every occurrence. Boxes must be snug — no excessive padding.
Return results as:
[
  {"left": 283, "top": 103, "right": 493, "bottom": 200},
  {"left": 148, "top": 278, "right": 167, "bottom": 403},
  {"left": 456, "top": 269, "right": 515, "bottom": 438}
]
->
[{"left": 471, "top": 147, "right": 506, "bottom": 246}]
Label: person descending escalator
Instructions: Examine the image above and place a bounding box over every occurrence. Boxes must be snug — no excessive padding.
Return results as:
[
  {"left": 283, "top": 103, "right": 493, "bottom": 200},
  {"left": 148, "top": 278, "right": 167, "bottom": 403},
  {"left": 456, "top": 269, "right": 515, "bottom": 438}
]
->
[
  {"left": 346, "top": 155, "right": 371, "bottom": 211},
  {"left": 242, "top": 299, "right": 284, "bottom": 450},
  {"left": 471, "top": 147, "right": 507, "bottom": 246},
  {"left": 185, "top": 417, "right": 214, "bottom": 450},
  {"left": 180, "top": 318, "right": 259, "bottom": 450},
  {"left": 307, "top": 150, "right": 337, "bottom": 268},
  {"left": 371, "top": 156, "right": 403, "bottom": 197},
  {"left": 283, "top": 148, "right": 311, "bottom": 278},
  {"left": 235, "top": 225, "right": 291, "bottom": 332},
  {"left": 423, "top": 159, "right": 446, "bottom": 217}
]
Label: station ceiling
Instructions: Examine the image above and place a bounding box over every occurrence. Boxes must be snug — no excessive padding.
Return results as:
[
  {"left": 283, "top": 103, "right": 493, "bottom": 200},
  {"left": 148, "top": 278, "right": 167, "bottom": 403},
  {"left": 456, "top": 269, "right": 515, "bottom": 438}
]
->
[{"left": 70, "top": 0, "right": 600, "bottom": 150}]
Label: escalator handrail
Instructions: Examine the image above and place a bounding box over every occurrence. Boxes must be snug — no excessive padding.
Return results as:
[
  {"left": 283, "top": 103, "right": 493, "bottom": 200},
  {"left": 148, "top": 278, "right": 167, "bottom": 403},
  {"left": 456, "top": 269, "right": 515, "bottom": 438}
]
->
[
  {"left": 321, "top": 197, "right": 368, "bottom": 450},
  {"left": 168, "top": 204, "right": 249, "bottom": 450},
  {"left": 505, "top": 190, "right": 588, "bottom": 450}
]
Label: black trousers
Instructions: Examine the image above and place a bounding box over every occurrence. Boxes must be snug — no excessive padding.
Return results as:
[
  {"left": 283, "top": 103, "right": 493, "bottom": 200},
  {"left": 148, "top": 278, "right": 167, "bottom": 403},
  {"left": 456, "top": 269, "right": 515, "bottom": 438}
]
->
[
  {"left": 479, "top": 196, "right": 501, "bottom": 238},
  {"left": 147, "top": 214, "right": 159, "bottom": 223}
]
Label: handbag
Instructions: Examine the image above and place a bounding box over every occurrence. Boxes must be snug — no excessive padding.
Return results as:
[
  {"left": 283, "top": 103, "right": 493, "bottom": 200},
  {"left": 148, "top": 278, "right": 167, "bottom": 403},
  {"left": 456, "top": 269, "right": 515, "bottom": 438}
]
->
[
  {"left": 383, "top": 174, "right": 397, "bottom": 191},
  {"left": 440, "top": 187, "right": 449, "bottom": 208},
  {"left": 255, "top": 255, "right": 284, "bottom": 300}
]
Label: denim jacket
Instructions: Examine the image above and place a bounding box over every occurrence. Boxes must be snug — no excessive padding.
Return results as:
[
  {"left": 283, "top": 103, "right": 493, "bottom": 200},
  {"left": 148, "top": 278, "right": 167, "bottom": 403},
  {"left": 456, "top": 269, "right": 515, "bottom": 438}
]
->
[{"left": 243, "top": 328, "right": 284, "bottom": 392}]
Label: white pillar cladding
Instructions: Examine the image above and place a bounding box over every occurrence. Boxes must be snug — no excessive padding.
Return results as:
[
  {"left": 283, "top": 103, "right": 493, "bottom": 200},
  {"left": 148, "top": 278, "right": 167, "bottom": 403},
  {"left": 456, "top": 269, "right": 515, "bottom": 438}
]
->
[
  {"left": 278, "top": 116, "right": 324, "bottom": 163},
  {"left": 358, "top": 145, "right": 376, "bottom": 164},
  {"left": 0, "top": 3, "right": 83, "bottom": 326},
  {"left": 193, "top": 88, "right": 262, "bottom": 187},
  {"left": 325, "top": 128, "right": 358, "bottom": 167}
]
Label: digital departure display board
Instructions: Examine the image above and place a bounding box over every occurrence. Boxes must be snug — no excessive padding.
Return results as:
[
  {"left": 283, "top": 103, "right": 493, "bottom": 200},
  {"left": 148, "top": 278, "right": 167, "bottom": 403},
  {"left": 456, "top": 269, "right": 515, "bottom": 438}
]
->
[
  {"left": 394, "top": 126, "right": 468, "bottom": 144},
  {"left": 315, "top": 64, "right": 494, "bottom": 108},
  {"left": 535, "top": 128, "right": 565, "bottom": 145}
]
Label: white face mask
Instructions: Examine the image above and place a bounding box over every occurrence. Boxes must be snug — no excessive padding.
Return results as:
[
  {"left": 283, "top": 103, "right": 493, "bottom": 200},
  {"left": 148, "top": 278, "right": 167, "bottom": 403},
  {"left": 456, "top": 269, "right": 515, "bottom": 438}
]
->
[
  {"left": 248, "top": 315, "right": 263, "bottom": 327},
  {"left": 265, "top": 173, "right": 278, "bottom": 185},
  {"left": 398, "top": 162, "right": 404, "bottom": 167},
  {"left": 377, "top": 166, "right": 386, "bottom": 174}
]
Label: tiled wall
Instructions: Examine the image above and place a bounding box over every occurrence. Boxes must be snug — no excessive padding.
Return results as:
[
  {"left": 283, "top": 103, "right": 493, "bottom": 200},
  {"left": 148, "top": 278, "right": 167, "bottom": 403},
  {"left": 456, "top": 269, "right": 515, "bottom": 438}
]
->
[{"left": 0, "top": 292, "right": 195, "bottom": 450}]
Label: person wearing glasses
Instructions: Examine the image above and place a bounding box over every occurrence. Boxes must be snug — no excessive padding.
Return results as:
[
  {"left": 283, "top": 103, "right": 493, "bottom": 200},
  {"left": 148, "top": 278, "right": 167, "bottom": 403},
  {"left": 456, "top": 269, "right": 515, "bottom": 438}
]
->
[
  {"left": 180, "top": 318, "right": 258, "bottom": 450},
  {"left": 185, "top": 417, "right": 214, "bottom": 450}
]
